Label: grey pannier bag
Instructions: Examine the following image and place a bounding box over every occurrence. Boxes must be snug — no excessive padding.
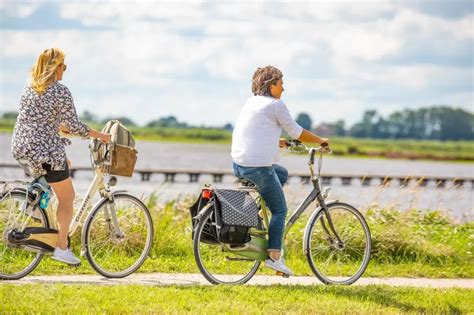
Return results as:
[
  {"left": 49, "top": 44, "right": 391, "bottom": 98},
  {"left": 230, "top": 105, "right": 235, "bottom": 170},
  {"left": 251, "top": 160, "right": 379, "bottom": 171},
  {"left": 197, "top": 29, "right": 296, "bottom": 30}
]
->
[
  {"left": 213, "top": 189, "right": 259, "bottom": 245},
  {"left": 92, "top": 120, "right": 138, "bottom": 177}
]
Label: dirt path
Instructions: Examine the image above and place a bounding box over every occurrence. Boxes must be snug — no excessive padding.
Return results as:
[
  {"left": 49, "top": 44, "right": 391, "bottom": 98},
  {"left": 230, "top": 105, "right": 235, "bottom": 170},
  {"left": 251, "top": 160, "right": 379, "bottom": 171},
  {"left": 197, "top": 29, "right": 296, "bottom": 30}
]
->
[{"left": 2, "top": 273, "right": 473, "bottom": 288}]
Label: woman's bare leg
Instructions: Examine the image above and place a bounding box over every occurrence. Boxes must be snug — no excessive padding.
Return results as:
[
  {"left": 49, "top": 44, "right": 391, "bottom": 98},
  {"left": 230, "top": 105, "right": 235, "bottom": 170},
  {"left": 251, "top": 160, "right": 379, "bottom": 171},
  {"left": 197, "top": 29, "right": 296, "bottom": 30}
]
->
[{"left": 49, "top": 178, "right": 75, "bottom": 249}]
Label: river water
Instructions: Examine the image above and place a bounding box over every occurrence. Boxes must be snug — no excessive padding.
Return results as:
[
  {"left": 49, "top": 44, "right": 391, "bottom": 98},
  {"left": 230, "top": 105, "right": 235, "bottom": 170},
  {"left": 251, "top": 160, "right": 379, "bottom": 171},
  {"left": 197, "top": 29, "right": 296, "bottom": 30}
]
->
[{"left": 1, "top": 134, "right": 473, "bottom": 221}]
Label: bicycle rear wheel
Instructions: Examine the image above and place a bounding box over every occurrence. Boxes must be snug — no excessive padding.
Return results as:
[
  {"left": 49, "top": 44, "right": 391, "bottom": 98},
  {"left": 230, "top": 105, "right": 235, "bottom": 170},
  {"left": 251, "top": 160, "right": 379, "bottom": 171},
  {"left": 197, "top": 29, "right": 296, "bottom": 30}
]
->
[
  {"left": 305, "top": 202, "right": 371, "bottom": 285},
  {"left": 0, "top": 190, "right": 49, "bottom": 280},
  {"left": 193, "top": 207, "right": 260, "bottom": 285},
  {"left": 83, "top": 193, "right": 153, "bottom": 278}
]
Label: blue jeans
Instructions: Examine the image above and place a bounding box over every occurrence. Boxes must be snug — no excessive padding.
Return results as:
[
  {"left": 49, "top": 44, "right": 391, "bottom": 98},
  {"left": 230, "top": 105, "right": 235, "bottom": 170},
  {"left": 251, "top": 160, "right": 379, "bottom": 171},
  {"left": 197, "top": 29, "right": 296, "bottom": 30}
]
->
[{"left": 232, "top": 163, "right": 289, "bottom": 251}]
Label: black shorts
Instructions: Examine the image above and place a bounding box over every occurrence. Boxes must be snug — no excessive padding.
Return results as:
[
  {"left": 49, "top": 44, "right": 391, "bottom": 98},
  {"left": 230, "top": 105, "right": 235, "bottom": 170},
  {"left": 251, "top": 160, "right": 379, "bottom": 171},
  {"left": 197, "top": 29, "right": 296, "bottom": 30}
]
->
[{"left": 41, "top": 163, "right": 70, "bottom": 183}]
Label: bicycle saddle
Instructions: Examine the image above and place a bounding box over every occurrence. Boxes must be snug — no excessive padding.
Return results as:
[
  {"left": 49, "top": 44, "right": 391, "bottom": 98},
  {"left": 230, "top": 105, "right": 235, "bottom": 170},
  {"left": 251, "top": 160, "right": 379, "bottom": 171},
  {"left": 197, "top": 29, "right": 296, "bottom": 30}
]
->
[{"left": 235, "top": 178, "right": 258, "bottom": 192}]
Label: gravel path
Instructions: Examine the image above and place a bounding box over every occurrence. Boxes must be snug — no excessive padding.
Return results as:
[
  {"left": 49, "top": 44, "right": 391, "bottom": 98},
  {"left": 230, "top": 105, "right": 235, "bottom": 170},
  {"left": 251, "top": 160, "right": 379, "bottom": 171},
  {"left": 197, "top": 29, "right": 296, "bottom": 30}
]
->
[{"left": 2, "top": 273, "right": 473, "bottom": 288}]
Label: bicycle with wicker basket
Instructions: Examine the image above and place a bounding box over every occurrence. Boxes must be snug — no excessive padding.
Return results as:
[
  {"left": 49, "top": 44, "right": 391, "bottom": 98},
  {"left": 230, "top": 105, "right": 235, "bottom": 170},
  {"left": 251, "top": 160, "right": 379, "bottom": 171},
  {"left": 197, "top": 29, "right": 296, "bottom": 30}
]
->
[{"left": 0, "top": 121, "right": 153, "bottom": 280}]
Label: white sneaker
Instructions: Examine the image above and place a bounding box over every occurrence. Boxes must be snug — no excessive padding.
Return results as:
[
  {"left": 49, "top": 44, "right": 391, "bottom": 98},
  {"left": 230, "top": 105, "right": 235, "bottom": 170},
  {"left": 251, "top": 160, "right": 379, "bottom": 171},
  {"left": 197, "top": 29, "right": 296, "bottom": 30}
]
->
[
  {"left": 52, "top": 247, "right": 81, "bottom": 266},
  {"left": 265, "top": 257, "right": 294, "bottom": 276}
]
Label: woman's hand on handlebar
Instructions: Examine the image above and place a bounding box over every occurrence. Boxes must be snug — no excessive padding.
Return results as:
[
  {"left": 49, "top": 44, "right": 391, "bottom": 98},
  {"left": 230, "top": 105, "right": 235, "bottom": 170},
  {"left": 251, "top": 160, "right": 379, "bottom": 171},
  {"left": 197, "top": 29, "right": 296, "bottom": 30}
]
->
[
  {"left": 319, "top": 137, "right": 330, "bottom": 148},
  {"left": 88, "top": 128, "right": 111, "bottom": 143},
  {"left": 279, "top": 138, "right": 289, "bottom": 148},
  {"left": 98, "top": 132, "right": 111, "bottom": 144}
]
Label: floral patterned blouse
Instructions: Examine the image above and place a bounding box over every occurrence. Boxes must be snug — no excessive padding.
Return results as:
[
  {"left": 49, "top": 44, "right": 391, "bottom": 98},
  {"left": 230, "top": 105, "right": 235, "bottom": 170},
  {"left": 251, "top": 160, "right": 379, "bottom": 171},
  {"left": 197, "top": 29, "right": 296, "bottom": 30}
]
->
[{"left": 11, "top": 82, "right": 90, "bottom": 178}]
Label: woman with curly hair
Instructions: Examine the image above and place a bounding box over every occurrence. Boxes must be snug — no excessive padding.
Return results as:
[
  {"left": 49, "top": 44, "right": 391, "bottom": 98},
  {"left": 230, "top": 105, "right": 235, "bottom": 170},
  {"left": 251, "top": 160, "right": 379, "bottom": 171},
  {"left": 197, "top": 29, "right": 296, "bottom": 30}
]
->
[
  {"left": 232, "top": 65, "right": 329, "bottom": 275},
  {"left": 11, "top": 48, "right": 110, "bottom": 265}
]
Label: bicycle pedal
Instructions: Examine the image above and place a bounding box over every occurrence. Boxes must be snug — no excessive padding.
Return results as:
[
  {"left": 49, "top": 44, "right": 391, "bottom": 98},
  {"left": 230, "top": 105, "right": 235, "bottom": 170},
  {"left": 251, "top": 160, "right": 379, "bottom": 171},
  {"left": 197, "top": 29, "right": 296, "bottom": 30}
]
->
[
  {"left": 69, "top": 263, "right": 81, "bottom": 268},
  {"left": 276, "top": 271, "right": 290, "bottom": 278}
]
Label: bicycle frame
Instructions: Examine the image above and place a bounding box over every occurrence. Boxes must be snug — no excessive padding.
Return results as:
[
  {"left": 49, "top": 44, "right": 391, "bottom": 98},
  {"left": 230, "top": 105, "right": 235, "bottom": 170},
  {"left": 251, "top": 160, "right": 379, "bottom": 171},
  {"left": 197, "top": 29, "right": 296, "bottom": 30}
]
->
[
  {"left": 2, "top": 159, "right": 124, "bottom": 252},
  {"left": 68, "top": 168, "right": 107, "bottom": 236},
  {"left": 221, "top": 146, "right": 344, "bottom": 259}
]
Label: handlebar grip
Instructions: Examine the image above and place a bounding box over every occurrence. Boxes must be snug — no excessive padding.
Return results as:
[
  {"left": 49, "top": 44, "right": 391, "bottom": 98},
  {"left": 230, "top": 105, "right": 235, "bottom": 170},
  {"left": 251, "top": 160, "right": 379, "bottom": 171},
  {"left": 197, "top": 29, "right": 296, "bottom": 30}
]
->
[{"left": 287, "top": 139, "right": 301, "bottom": 147}]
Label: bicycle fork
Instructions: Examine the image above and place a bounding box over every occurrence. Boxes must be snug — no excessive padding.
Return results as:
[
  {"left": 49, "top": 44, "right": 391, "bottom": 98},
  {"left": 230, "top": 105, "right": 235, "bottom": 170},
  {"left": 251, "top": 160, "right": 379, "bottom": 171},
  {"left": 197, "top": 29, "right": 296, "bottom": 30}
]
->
[
  {"left": 319, "top": 200, "right": 344, "bottom": 249},
  {"left": 103, "top": 197, "right": 125, "bottom": 239}
]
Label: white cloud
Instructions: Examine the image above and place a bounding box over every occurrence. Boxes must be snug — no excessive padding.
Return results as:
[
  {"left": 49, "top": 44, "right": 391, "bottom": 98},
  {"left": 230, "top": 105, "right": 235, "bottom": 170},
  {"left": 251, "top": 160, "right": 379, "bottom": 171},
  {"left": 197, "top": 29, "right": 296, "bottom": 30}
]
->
[
  {"left": 0, "top": 1, "right": 41, "bottom": 18},
  {"left": 377, "top": 65, "right": 472, "bottom": 89},
  {"left": 332, "top": 28, "right": 401, "bottom": 61},
  {"left": 1, "top": 1, "right": 472, "bottom": 127}
]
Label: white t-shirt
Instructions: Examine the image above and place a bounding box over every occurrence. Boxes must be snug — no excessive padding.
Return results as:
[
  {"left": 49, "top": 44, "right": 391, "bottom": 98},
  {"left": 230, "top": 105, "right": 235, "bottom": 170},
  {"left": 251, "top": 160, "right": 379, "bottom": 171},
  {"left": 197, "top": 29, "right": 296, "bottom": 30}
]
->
[{"left": 231, "top": 95, "right": 303, "bottom": 167}]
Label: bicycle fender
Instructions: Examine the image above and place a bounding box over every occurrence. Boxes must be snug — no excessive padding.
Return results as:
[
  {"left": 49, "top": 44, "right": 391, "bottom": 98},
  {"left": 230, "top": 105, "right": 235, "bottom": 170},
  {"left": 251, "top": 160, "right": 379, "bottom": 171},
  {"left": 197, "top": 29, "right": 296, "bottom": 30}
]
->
[
  {"left": 111, "top": 190, "right": 128, "bottom": 195},
  {"left": 302, "top": 199, "right": 339, "bottom": 255},
  {"left": 1, "top": 187, "right": 34, "bottom": 200}
]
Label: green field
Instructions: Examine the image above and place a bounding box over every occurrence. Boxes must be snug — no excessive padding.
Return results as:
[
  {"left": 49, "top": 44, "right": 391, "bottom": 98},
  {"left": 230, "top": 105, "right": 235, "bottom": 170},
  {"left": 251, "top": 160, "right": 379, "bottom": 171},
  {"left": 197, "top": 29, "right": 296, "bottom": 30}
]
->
[
  {"left": 3, "top": 196, "right": 473, "bottom": 279},
  {"left": 1, "top": 284, "right": 473, "bottom": 314},
  {"left": 2, "top": 196, "right": 473, "bottom": 314},
  {"left": 2, "top": 118, "right": 472, "bottom": 161}
]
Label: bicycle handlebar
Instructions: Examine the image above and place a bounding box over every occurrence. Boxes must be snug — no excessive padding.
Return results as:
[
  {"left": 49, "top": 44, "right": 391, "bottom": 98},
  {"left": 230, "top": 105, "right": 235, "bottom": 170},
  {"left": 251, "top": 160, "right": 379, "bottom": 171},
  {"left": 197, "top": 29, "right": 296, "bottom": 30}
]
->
[
  {"left": 285, "top": 139, "right": 331, "bottom": 178},
  {"left": 285, "top": 140, "right": 331, "bottom": 161}
]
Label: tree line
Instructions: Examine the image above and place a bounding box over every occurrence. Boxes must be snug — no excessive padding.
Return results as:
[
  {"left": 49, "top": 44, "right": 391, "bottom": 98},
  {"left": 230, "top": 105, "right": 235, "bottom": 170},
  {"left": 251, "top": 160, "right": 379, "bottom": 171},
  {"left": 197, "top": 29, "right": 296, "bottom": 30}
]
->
[
  {"left": 2, "top": 106, "right": 472, "bottom": 141},
  {"left": 297, "top": 106, "right": 473, "bottom": 141}
]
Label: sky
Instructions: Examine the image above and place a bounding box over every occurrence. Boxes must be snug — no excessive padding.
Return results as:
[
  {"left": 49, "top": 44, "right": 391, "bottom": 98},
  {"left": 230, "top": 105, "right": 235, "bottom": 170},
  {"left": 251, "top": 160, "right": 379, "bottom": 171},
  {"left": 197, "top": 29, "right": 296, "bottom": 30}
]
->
[{"left": 0, "top": 0, "right": 473, "bottom": 127}]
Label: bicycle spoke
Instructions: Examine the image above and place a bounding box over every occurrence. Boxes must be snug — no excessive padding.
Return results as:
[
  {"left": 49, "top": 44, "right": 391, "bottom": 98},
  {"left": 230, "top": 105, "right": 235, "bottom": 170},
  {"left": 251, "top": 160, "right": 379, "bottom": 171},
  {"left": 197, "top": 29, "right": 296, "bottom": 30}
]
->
[
  {"left": 346, "top": 245, "right": 365, "bottom": 257},
  {"left": 319, "top": 250, "right": 336, "bottom": 273}
]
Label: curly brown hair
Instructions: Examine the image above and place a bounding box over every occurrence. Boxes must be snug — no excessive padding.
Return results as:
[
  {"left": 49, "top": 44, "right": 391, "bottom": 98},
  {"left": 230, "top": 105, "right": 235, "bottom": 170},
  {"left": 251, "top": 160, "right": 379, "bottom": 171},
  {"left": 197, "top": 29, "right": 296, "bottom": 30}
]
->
[{"left": 251, "top": 65, "right": 283, "bottom": 96}]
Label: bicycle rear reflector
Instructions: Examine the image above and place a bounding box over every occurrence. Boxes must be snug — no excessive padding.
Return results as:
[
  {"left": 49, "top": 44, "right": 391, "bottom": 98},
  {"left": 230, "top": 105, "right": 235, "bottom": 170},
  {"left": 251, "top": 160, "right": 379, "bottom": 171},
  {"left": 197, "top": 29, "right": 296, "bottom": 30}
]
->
[{"left": 202, "top": 189, "right": 213, "bottom": 199}]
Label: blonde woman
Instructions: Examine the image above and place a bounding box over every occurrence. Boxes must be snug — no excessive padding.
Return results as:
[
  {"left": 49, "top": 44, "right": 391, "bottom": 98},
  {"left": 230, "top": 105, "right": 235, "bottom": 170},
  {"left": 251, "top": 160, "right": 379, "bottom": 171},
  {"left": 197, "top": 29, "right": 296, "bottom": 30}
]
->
[
  {"left": 11, "top": 48, "right": 110, "bottom": 265},
  {"left": 232, "top": 65, "right": 329, "bottom": 275}
]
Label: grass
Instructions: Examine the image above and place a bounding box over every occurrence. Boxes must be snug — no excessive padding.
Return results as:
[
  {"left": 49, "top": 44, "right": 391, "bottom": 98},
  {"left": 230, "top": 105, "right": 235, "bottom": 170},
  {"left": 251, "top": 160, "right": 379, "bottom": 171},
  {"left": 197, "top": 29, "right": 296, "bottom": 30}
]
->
[
  {"left": 2, "top": 196, "right": 473, "bottom": 278},
  {"left": 131, "top": 126, "right": 232, "bottom": 143},
  {"left": 1, "top": 284, "right": 473, "bottom": 314},
  {"left": 330, "top": 137, "right": 474, "bottom": 161}
]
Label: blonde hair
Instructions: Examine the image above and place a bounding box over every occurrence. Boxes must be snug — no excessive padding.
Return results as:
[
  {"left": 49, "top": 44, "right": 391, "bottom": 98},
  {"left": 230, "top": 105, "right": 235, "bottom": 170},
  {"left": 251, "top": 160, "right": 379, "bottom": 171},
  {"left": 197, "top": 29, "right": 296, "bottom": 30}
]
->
[
  {"left": 30, "top": 48, "right": 65, "bottom": 95},
  {"left": 251, "top": 65, "right": 283, "bottom": 96}
]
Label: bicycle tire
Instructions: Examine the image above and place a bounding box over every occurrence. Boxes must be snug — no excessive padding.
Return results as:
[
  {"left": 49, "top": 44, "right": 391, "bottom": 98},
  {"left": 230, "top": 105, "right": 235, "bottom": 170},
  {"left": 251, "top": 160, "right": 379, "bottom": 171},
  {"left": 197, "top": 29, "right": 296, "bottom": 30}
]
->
[
  {"left": 193, "top": 206, "right": 260, "bottom": 285},
  {"left": 83, "top": 193, "right": 153, "bottom": 278},
  {"left": 0, "top": 190, "right": 50, "bottom": 280},
  {"left": 304, "top": 202, "right": 371, "bottom": 285}
]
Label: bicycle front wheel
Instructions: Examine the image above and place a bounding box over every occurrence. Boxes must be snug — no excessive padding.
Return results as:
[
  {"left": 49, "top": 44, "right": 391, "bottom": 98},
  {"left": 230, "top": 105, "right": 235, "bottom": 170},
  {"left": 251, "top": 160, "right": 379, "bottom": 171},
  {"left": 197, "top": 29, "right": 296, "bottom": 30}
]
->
[
  {"left": 305, "top": 202, "right": 371, "bottom": 285},
  {"left": 193, "top": 207, "right": 260, "bottom": 285},
  {"left": 83, "top": 193, "right": 153, "bottom": 278},
  {"left": 0, "top": 190, "right": 49, "bottom": 280}
]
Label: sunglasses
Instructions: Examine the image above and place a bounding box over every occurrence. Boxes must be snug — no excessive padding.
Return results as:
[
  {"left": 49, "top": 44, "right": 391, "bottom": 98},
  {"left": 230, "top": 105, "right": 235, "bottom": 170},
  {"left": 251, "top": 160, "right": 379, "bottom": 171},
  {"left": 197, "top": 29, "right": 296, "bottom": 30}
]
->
[{"left": 62, "top": 64, "right": 67, "bottom": 72}]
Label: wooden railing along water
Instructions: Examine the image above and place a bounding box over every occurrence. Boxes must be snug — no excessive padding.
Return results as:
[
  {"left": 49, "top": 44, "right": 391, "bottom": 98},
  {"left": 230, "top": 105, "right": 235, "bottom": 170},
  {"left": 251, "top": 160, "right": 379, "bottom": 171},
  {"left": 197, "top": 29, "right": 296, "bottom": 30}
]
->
[{"left": 1, "top": 163, "right": 472, "bottom": 188}]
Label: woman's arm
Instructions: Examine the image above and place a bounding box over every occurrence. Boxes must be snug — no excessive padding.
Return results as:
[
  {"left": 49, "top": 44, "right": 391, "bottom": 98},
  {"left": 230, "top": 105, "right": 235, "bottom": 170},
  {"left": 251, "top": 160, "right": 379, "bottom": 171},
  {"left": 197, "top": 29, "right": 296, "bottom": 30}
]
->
[
  {"left": 88, "top": 128, "right": 111, "bottom": 143},
  {"left": 58, "top": 87, "right": 110, "bottom": 143},
  {"left": 59, "top": 87, "right": 90, "bottom": 138},
  {"left": 298, "top": 129, "right": 329, "bottom": 145},
  {"left": 60, "top": 124, "right": 110, "bottom": 143}
]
